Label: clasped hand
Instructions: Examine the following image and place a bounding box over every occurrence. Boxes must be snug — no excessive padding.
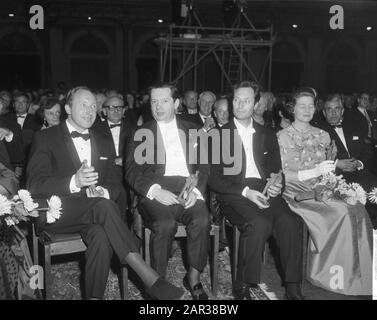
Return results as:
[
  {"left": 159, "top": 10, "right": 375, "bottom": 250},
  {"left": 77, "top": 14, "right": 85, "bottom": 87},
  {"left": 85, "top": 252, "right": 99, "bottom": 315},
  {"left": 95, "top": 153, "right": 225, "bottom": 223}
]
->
[
  {"left": 75, "top": 160, "right": 98, "bottom": 188},
  {"left": 153, "top": 188, "right": 198, "bottom": 209}
]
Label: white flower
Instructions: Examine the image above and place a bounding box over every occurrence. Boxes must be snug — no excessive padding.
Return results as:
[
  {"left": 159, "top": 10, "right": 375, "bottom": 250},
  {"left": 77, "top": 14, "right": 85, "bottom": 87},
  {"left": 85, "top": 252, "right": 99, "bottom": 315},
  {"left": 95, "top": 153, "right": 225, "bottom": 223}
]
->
[
  {"left": 47, "top": 196, "right": 62, "bottom": 211},
  {"left": 18, "top": 189, "right": 38, "bottom": 212},
  {"left": 5, "top": 216, "right": 16, "bottom": 226},
  {"left": 46, "top": 195, "right": 62, "bottom": 224},
  {"left": 368, "top": 188, "right": 377, "bottom": 204},
  {"left": 0, "top": 194, "right": 12, "bottom": 216}
]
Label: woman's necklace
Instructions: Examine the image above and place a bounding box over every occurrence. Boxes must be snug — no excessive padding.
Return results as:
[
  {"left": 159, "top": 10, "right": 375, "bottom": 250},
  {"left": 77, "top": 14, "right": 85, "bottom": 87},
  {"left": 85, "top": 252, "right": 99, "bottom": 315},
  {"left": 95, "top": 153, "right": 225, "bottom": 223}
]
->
[{"left": 291, "top": 123, "right": 311, "bottom": 134}]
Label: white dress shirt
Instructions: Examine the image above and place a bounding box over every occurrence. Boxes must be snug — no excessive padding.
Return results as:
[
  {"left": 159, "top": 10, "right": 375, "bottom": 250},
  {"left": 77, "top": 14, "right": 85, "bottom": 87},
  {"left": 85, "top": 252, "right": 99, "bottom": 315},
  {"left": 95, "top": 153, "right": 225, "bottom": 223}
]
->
[
  {"left": 234, "top": 118, "right": 261, "bottom": 197},
  {"left": 108, "top": 120, "right": 121, "bottom": 156},
  {"left": 66, "top": 120, "right": 109, "bottom": 198},
  {"left": 334, "top": 126, "right": 350, "bottom": 155},
  {"left": 358, "top": 107, "right": 373, "bottom": 138},
  {"left": 146, "top": 117, "right": 203, "bottom": 201},
  {"left": 17, "top": 113, "right": 27, "bottom": 128}
]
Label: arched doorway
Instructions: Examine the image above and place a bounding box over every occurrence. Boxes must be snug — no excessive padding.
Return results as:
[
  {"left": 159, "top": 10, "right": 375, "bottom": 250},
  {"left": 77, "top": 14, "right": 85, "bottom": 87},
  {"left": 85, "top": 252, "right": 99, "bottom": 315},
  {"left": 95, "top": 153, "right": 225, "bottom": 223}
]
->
[
  {"left": 272, "top": 41, "right": 303, "bottom": 93},
  {"left": 69, "top": 33, "right": 110, "bottom": 90},
  {"left": 0, "top": 32, "right": 41, "bottom": 89},
  {"left": 325, "top": 42, "right": 358, "bottom": 94}
]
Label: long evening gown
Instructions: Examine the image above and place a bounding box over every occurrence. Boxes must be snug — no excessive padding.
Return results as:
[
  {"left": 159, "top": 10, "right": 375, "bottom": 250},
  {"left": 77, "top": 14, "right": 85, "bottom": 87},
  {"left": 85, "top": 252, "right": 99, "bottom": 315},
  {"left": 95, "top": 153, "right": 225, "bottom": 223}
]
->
[{"left": 277, "top": 125, "right": 373, "bottom": 295}]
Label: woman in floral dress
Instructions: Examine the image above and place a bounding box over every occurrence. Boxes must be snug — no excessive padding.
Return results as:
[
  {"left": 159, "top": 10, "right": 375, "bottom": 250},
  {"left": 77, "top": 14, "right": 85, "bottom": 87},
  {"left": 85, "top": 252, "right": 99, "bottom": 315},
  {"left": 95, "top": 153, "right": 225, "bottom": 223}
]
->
[{"left": 277, "top": 87, "right": 373, "bottom": 296}]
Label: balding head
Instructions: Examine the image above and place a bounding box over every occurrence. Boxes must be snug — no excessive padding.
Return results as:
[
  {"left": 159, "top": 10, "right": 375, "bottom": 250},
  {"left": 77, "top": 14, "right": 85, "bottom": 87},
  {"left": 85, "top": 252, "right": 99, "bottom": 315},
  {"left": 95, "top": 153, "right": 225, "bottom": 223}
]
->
[
  {"left": 198, "top": 91, "right": 216, "bottom": 116},
  {"left": 214, "top": 98, "right": 229, "bottom": 126},
  {"left": 102, "top": 95, "right": 125, "bottom": 123}
]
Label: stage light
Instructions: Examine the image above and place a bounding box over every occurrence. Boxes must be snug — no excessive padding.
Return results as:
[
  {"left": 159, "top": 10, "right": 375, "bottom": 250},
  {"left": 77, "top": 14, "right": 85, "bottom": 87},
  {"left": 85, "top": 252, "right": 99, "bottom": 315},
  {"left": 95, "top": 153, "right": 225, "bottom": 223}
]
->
[
  {"left": 9, "top": 13, "right": 14, "bottom": 17},
  {"left": 367, "top": 26, "right": 372, "bottom": 31},
  {"left": 292, "top": 24, "right": 298, "bottom": 29},
  {"left": 158, "top": 19, "right": 164, "bottom": 23}
]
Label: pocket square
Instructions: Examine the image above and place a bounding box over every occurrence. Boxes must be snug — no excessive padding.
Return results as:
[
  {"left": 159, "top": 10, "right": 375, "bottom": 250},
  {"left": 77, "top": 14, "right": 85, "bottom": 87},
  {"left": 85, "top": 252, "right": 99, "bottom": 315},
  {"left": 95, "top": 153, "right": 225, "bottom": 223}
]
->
[
  {"left": 100, "top": 156, "right": 108, "bottom": 160},
  {"left": 264, "top": 152, "right": 268, "bottom": 155},
  {"left": 352, "top": 136, "right": 359, "bottom": 140}
]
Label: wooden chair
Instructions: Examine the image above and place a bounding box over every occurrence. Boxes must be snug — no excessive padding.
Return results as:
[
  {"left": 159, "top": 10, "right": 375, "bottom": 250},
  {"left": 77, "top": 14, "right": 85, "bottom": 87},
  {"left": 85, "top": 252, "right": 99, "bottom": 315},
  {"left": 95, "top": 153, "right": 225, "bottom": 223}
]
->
[
  {"left": 32, "top": 224, "right": 128, "bottom": 300},
  {"left": 132, "top": 198, "right": 220, "bottom": 297}
]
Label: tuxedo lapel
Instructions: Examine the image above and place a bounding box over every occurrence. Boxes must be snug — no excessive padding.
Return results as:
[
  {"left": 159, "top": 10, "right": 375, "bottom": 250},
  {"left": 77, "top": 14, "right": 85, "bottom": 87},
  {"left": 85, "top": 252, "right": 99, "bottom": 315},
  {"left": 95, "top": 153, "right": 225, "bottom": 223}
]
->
[
  {"left": 90, "top": 129, "right": 101, "bottom": 173},
  {"left": 252, "top": 123, "right": 265, "bottom": 180},
  {"left": 60, "top": 122, "right": 82, "bottom": 170}
]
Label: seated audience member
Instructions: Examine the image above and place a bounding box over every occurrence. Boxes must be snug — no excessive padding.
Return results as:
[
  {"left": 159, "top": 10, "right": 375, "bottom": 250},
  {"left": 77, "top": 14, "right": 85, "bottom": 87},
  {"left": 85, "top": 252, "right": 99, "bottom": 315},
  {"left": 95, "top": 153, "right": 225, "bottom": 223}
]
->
[
  {"left": 6, "top": 92, "right": 42, "bottom": 158},
  {"left": 213, "top": 98, "right": 230, "bottom": 128},
  {"left": 26, "top": 86, "right": 183, "bottom": 300},
  {"left": 125, "top": 83, "right": 211, "bottom": 300},
  {"left": 0, "top": 101, "right": 25, "bottom": 176},
  {"left": 277, "top": 87, "right": 372, "bottom": 296},
  {"left": 0, "top": 91, "right": 12, "bottom": 115},
  {"left": 0, "top": 159, "right": 18, "bottom": 196},
  {"left": 317, "top": 94, "right": 377, "bottom": 227},
  {"left": 179, "top": 91, "right": 216, "bottom": 132},
  {"left": 272, "top": 103, "right": 294, "bottom": 131},
  {"left": 183, "top": 90, "right": 198, "bottom": 114},
  {"left": 252, "top": 92, "right": 272, "bottom": 128},
  {"left": 38, "top": 97, "right": 63, "bottom": 129},
  {"left": 209, "top": 81, "right": 303, "bottom": 300}
]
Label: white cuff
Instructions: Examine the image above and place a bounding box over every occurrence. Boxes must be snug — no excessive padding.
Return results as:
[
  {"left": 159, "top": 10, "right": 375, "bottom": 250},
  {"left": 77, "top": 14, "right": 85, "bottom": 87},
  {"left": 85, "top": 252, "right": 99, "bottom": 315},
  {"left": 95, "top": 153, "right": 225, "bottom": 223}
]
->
[
  {"left": 70, "top": 175, "right": 81, "bottom": 193},
  {"left": 192, "top": 188, "right": 204, "bottom": 200},
  {"left": 146, "top": 184, "right": 161, "bottom": 200},
  {"left": 5, "top": 131, "right": 13, "bottom": 142},
  {"left": 298, "top": 168, "right": 317, "bottom": 181},
  {"left": 242, "top": 186, "right": 249, "bottom": 197},
  {"left": 357, "top": 160, "right": 364, "bottom": 170}
]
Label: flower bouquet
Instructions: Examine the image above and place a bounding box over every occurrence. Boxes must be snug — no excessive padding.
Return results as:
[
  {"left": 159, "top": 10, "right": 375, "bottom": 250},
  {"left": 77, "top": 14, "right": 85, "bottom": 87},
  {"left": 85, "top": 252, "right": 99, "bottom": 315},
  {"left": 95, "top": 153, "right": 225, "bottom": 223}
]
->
[
  {"left": 294, "top": 172, "right": 367, "bottom": 205},
  {"left": 0, "top": 189, "right": 62, "bottom": 229}
]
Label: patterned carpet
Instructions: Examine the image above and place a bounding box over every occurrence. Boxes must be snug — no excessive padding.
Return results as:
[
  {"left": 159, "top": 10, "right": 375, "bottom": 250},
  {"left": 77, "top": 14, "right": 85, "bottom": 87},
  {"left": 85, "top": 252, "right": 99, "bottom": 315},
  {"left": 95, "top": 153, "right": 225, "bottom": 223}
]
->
[
  {"left": 49, "top": 239, "right": 371, "bottom": 300},
  {"left": 50, "top": 241, "right": 275, "bottom": 300}
]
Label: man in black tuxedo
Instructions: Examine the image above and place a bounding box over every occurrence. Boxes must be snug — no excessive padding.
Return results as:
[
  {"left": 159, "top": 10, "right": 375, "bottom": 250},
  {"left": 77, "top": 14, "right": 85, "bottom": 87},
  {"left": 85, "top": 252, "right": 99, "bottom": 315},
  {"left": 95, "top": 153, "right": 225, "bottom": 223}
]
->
[
  {"left": 178, "top": 91, "right": 217, "bottom": 132},
  {"left": 26, "top": 86, "right": 183, "bottom": 300},
  {"left": 318, "top": 94, "right": 377, "bottom": 228},
  {"left": 125, "top": 83, "right": 211, "bottom": 300},
  {"left": 93, "top": 94, "right": 136, "bottom": 215},
  {"left": 5, "top": 92, "right": 41, "bottom": 160},
  {"left": 208, "top": 81, "right": 303, "bottom": 300}
]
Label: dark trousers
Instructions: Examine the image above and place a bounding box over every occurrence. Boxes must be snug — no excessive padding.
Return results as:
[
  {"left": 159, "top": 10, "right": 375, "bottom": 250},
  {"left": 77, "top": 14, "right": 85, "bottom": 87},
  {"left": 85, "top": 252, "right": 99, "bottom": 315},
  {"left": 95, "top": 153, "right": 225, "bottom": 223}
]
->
[
  {"left": 139, "top": 198, "right": 210, "bottom": 277},
  {"left": 219, "top": 194, "right": 302, "bottom": 285},
  {"left": 39, "top": 195, "right": 138, "bottom": 299}
]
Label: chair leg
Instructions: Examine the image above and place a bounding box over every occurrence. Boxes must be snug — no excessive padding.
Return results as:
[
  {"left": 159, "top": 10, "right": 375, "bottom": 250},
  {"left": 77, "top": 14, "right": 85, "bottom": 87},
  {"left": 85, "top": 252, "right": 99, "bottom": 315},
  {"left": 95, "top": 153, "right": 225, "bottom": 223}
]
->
[
  {"left": 145, "top": 228, "right": 151, "bottom": 266},
  {"left": 120, "top": 265, "right": 128, "bottom": 300},
  {"left": 211, "top": 226, "right": 219, "bottom": 297},
  {"left": 232, "top": 226, "right": 240, "bottom": 282},
  {"left": 44, "top": 244, "right": 52, "bottom": 300},
  {"left": 32, "top": 226, "right": 38, "bottom": 266},
  {"left": 301, "top": 223, "right": 308, "bottom": 288}
]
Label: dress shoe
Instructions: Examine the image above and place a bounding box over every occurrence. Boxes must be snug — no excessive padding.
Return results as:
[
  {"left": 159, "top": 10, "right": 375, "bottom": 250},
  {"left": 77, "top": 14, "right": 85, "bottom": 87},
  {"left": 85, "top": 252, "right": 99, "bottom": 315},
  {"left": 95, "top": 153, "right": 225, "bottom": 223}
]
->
[
  {"left": 183, "top": 275, "right": 209, "bottom": 300},
  {"left": 284, "top": 283, "right": 305, "bottom": 300},
  {"left": 146, "top": 277, "right": 184, "bottom": 300},
  {"left": 233, "top": 283, "right": 258, "bottom": 300}
]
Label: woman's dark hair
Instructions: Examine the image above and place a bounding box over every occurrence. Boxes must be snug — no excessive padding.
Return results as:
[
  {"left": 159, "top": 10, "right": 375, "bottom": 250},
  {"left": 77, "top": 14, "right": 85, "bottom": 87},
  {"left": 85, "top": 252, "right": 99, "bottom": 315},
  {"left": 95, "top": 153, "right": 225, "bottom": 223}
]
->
[
  {"left": 273, "top": 102, "right": 294, "bottom": 130},
  {"left": 38, "top": 96, "right": 63, "bottom": 122}
]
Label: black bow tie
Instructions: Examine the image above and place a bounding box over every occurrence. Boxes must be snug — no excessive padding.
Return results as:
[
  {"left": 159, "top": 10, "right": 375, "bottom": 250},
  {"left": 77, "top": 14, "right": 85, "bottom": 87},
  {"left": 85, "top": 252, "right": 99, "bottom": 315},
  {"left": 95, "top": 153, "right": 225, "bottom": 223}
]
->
[
  {"left": 332, "top": 124, "right": 343, "bottom": 129},
  {"left": 17, "top": 114, "right": 26, "bottom": 118},
  {"left": 70, "top": 131, "right": 90, "bottom": 141},
  {"left": 109, "top": 123, "right": 121, "bottom": 129}
]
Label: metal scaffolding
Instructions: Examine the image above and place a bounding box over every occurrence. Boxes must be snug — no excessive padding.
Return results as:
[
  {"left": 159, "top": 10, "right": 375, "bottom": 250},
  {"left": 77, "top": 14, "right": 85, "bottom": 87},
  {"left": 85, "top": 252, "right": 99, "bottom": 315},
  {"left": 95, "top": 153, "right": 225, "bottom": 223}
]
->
[{"left": 154, "top": 0, "right": 275, "bottom": 92}]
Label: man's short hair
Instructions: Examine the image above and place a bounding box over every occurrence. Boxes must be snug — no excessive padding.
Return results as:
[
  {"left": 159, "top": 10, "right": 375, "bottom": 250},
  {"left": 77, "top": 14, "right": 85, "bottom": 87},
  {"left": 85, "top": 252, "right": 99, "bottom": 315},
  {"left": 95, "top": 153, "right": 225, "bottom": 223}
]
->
[
  {"left": 214, "top": 98, "right": 228, "bottom": 111},
  {"left": 65, "top": 86, "right": 92, "bottom": 107},
  {"left": 13, "top": 91, "right": 29, "bottom": 102},
  {"left": 233, "top": 81, "right": 261, "bottom": 103},
  {"left": 199, "top": 91, "right": 216, "bottom": 102},
  {"left": 325, "top": 93, "right": 343, "bottom": 108},
  {"left": 149, "top": 82, "right": 179, "bottom": 101}
]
